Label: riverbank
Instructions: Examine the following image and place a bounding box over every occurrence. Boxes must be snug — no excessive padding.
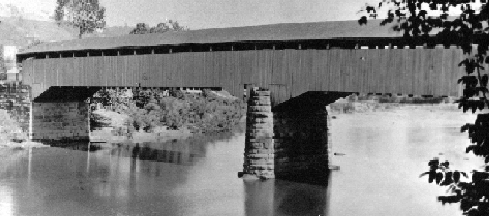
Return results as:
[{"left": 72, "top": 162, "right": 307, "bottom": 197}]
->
[
  {"left": 0, "top": 109, "right": 31, "bottom": 147},
  {"left": 90, "top": 88, "right": 246, "bottom": 142},
  {"left": 0, "top": 141, "right": 49, "bottom": 149},
  {"left": 0, "top": 109, "right": 47, "bottom": 148}
]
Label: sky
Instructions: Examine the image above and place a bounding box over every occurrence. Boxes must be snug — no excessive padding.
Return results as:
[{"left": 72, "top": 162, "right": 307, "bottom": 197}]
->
[
  {"left": 100, "top": 0, "right": 379, "bottom": 29},
  {"left": 1, "top": 0, "right": 485, "bottom": 30},
  {"left": 0, "top": 0, "right": 384, "bottom": 29}
]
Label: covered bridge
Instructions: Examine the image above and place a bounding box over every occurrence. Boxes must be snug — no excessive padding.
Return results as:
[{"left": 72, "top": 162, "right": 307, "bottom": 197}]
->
[
  {"left": 18, "top": 19, "right": 479, "bottom": 183},
  {"left": 18, "top": 19, "right": 466, "bottom": 102}
]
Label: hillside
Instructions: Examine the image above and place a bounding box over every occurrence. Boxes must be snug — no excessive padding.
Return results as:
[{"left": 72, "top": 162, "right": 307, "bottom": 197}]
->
[
  {"left": 0, "top": 2, "right": 53, "bottom": 22},
  {"left": 0, "top": 16, "right": 77, "bottom": 46},
  {"left": 85, "top": 26, "right": 133, "bottom": 38}
]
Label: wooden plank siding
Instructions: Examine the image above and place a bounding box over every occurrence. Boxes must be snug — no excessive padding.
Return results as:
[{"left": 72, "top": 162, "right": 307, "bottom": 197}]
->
[{"left": 22, "top": 49, "right": 465, "bottom": 100}]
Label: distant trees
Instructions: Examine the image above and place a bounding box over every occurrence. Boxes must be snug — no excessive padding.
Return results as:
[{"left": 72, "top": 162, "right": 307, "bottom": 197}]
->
[
  {"left": 129, "top": 23, "right": 149, "bottom": 34},
  {"left": 54, "top": 0, "right": 106, "bottom": 39},
  {"left": 0, "top": 44, "right": 7, "bottom": 80},
  {"left": 129, "top": 20, "right": 189, "bottom": 34},
  {"left": 0, "top": 56, "right": 6, "bottom": 81}
]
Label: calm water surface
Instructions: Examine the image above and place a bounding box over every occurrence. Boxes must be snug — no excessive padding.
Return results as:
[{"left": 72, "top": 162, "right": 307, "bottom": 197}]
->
[
  {"left": 0, "top": 109, "right": 485, "bottom": 216},
  {"left": 0, "top": 127, "right": 327, "bottom": 216}
]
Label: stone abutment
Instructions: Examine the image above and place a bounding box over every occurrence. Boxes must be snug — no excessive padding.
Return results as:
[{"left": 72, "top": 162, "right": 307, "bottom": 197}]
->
[{"left": 30, "top": 87, "right": 101, "bottom": 144}]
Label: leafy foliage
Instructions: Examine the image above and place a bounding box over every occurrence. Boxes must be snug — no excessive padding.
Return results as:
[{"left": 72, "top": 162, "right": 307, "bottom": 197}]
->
[
  {"left": 362, "top": 0, "right": 489, "bottom": 214},
  {"left": 0, "top": 56, "right": 6, "bottom": 81},
  {"left": 129, "top": 20, "right": 189, "bottom": 34},
  {"left": 0, "top": 110, "right": 27, "bottom": 143},
  {"left": 54, "top": 0, "right": 106, "bottom": 38},
  {"left": 91, "top": 89, "right": 245, "bottom": 134},
  {"left": 129, "top": 23, "right": 149, "bottom": 34}
]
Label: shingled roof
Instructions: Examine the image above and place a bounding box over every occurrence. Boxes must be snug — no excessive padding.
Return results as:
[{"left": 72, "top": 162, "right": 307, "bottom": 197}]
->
[{"left": 19, "top": 19, "right": 408, "bottom": 55}]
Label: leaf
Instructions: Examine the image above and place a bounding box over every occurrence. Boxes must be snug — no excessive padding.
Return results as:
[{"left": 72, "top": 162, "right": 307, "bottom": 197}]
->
[
  {"left": 458, "top": 76, "right": 478, "bottom": 86},
  {"left": 458, "top": 59, "right": 469, "bottom": 67},
  {"left": 358, "top": 16, "right": 368, "bottom": 25},
  {"left": 416, "top": 2, "right": 422, "bottom": 10},
  {"left": 381, "top": 18, "right": 394, "bottom": 26},
  {"left": 395, "top": 9, "right": 402, "bottom": 17},
  {"left": 478, "top": 100, "right": 485, "bottom": 111},
  {"left": 461, "top": 123, "right": 471, "bottom": 132},
  {"left": 482, "top": 74, "right": 489, "bottom": 87},
  {"left": 366, "top": 6, "right": 376, "bottom": 13},
  {"left": 419, "top": 10, "right": 427, "bottom": 18}
]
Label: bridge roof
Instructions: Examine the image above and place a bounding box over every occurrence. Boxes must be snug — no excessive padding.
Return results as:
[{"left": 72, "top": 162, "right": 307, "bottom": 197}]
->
[{"left": 19, "top": 19, "right": 413, "bottom": 55}]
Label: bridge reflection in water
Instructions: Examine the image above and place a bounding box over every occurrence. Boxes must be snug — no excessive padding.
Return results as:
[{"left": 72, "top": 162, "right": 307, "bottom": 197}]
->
[{"left": 0, "top": 128, "right": 329, "bottom": 216}]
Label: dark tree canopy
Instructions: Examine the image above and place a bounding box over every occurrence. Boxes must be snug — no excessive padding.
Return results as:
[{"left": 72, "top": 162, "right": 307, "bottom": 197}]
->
[
  {"left": 129, "top": 20, "right": 189, "bottom": 34},
  {"left": 361, "top": 1, "right": 489, "bottom": 215},
  {"left": 54, "top": 0, "right": 106, "bottom": 39},
  {"left": 129, "top": 23, "right": 150, "bottom": 34},
  {"left": 0, "top": 56, "right": 6, "bottom": 81}
]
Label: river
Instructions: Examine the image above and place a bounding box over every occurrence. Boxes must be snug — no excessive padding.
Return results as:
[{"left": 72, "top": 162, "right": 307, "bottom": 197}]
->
[
  {"left": 0, "top": 107, "right": 485, "bottom": 216},
  {"left": 0, "top": 126, "right": 327, "bottom": 216}
]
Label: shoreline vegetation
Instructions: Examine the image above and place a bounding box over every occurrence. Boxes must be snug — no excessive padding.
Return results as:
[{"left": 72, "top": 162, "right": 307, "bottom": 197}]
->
[
  {"left": 0, "top": 109, "right": 47, "bottom": 149},
  {"left": 90, "top": 88, "right": 246, "bottom": 143},
  {"left": 0, "top": 88, "right": 246, "bottom": 148}
]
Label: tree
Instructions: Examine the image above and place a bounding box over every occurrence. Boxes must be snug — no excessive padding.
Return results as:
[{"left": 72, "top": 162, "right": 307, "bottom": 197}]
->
[
  {"left": 129, "top": 23, "right": 149, "bottom": 34},
  {"left": 166, "top": 20, "right": 188, "bottom": 32},
  {"left": 149, "top": 23, "right": 170, "bottom": 33},
  {"left": 129, "top": 20, "right": 189, "bottom": 34},
  {"left": 54, "top": 0, "right": 106, "bottom": 39},
  {"left": 361, "top": 1, "right": 489, "bottom": 215},
  {"left": 0, "top": 55, "right": 6, "bottom": 81}
]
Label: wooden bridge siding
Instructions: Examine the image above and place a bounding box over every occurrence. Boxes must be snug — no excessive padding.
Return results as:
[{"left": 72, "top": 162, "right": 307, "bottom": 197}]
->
[
  {"left": 425, "top": 50, "right": 433, "bottom": 95},
  {"left": 292, "top": 50, "right": 304, "bottom": 97},
  {"left": 44, "top": 58, "right": 53, "bottom": 88},
  {"left": 233, "top": 52, "right": 243, "bottom": 99},
  {"left": 60, "top": 58, "right": 70, "bottom": 86},
  {"left": 22, "top": 49, "right": 464, "bottom": 99}
]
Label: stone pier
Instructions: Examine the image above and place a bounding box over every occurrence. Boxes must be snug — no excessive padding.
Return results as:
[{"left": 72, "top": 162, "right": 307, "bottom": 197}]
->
[
  {"left": 242, "top": 89, "right": 350, "bottom": 184},
  {"left": 242, "top": 87, "right": 275, "bottom": 178}
]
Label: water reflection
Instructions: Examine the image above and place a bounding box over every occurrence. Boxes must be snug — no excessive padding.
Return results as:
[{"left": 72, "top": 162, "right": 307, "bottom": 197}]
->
[
  {"left": 2, "top": 107, "right": 482, "bottom": 216},
  {"left": 329, "top": 109, "right": 483, "bottom": 216},
  {"left": 66, "top": 141, "right": 205, "bottom": 167},
  {"left": 243, "top": 179, "right": 328, "bottom": 216},
  {"left": 0, "top": 125, "right": 331, "bottom": 216},
  {"left": 0, "top": 185, "right": 14, "bottom": 216}
]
